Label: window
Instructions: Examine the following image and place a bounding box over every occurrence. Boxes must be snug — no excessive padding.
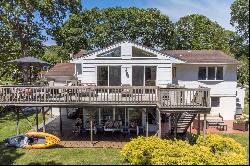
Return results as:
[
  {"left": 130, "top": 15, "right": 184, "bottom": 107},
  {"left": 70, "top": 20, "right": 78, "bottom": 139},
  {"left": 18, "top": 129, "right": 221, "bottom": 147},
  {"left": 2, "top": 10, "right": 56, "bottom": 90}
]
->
[
  {"left": 172, "top": 67, "right": 176, "bottom": 79},
  {"left": 97, "top": 66, "right": 108, "bottom": 86},
  {"left": 132, "top": 46, "right": 157, "bottom": 57},
  {"left": 76, "top": 63, "right": 82, "bottom": 75},
  {"left": 208, "top": 67, "right": 216, "bottom": 80},
  {"left": 198, "top": 67, "right": 206, "bottom": 80},
  {"left": 216, "top": 67, "right": 223, "bottom": 80},
  {"left": 97, "top": 47, "right": 121, "bottom": 57},
  {"left": 211, "top": 97, "right": 220, "bottom": 107},
  {"left": 198, "top": 67, "right": 223, "bottom": 80}
]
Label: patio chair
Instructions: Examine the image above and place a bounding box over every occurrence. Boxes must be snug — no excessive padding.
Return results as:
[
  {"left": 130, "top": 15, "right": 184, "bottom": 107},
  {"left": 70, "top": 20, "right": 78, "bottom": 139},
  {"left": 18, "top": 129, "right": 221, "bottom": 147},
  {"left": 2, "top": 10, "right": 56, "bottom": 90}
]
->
[{"left": 121, "top": 84, "right": 133, "bottom": 97}]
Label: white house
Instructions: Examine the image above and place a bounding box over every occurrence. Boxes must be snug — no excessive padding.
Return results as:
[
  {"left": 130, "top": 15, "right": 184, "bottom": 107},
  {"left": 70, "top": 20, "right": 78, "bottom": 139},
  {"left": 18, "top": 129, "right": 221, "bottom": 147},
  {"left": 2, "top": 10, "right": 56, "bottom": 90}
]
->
[{"left": 71, "top": 41, "right": 239, "bottom": 121}]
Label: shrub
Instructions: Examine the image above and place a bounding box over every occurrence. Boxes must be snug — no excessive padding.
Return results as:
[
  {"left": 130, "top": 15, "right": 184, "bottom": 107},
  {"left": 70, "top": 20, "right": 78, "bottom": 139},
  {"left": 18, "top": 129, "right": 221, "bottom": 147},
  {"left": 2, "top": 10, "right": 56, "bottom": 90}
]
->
[
  {"left": 121, "top": 135, "right": 247, "bottom": 165},
  {"left": 196, "top": 134, "right": 246, "bottom": 155},
  {"left": 121, "top": 136, "right": 165, "bottom": 165}
]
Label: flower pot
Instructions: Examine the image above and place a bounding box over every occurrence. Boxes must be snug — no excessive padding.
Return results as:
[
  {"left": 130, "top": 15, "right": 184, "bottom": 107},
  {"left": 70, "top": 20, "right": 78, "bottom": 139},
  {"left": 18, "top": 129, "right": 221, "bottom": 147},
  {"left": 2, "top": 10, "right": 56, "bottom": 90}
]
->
[{"left": 233, "top": 121, "right": 248, "bottom": 131}]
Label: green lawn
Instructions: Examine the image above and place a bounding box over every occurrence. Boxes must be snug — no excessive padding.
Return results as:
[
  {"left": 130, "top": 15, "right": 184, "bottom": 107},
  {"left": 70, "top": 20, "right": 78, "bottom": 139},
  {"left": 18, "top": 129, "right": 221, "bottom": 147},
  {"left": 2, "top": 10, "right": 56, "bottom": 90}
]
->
[
  {"left": 0, "top": 111, "right": 125, "bottom": 165},
  {"left": 0, "top": 111, "right": 248, "bottom": 165}
]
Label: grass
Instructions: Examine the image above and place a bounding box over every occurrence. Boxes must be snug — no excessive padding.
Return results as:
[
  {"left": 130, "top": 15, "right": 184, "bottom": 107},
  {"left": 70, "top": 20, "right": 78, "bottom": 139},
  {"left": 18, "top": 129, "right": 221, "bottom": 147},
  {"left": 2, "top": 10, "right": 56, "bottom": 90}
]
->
[
  {"left": 0, "top": 111, "right": 248, "bottom": 165},
  {"left": 0, "top": 111, "right": 125, "bottom": 165}
]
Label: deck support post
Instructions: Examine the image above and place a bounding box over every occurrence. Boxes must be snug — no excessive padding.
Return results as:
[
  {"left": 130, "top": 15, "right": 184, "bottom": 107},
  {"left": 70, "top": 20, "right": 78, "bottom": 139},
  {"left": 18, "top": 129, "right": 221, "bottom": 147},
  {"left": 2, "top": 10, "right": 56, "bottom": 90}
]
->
[
  {"left": 203, "top": 113, "right": 207, "bottom": 143},
  {"left": 146, "top": 109, "right": 149, "bottom": 137},
  {"left": 59, "top": 107, "right": 63, "bottom": 136},
  {"left": 36, "top": 107, "right": 39, "bottom": 131},
  {"left": 197, "top": 114, "right": 201, "bottom": 135},
  {"left": 169, "top": 114, "right": 171, "bottom": 134},
  {"left": 90, "top": 113, "right": 93, "bottom": 145},
  {"left": 50, "top": 107, "right": 53, "bottom": 118},
  {"left": 158, "top": 108, "right": 161, "bottom": 138},
  {"left": 174, "top": 113, "right": 178, "bottom": 138},
  {"left": 42, "top": 107, "right": 46, "bottom": 132},
  {"left": 16, "top": 107, "right": 20, "bottom": 135}
]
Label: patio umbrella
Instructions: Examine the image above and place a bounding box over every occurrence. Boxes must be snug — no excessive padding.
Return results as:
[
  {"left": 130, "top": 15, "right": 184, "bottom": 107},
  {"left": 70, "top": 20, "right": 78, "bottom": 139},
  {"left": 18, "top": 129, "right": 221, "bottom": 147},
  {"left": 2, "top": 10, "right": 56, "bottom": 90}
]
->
[{"left": 6, "top": 56, "right": 49, "bottom": 84}]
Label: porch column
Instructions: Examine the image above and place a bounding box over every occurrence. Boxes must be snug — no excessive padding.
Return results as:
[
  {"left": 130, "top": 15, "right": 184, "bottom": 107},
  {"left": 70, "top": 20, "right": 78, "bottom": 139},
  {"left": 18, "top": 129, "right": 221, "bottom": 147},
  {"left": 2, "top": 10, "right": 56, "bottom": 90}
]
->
[
  {"left": 197, "top": 114, "right": 200, "bottom": 135},
  {"left": 42, "top": 107, "right": 46, "bottom": 132},
  {"left": 16, "top": 107, "right": 20, "bottom": 135},
  {"left": 36, "top": 107, "right": 39, "bottom": 131},
  {"left": 203, "top": 114, "right": 207, "bottom": 143},
  {"left": 158, "top": 108, "right": 161, "bottom": 138},
  {"left": 59, "top": 107, "right": 63, "bottom": 136}
]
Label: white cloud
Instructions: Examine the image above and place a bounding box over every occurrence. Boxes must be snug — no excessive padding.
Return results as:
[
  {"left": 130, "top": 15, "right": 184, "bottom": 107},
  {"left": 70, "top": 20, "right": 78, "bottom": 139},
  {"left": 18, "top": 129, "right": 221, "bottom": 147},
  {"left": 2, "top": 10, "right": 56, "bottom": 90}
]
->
[{"left": 144, "top": 0, "right": 235, "bottom": 31}]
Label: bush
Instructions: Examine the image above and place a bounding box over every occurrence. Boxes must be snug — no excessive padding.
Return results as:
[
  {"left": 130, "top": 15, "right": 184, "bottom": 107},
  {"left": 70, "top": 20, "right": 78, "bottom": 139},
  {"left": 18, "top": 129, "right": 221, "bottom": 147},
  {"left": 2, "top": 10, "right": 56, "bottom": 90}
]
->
[
  {"left": 121, "top": 135, "right": 247, "bottom": 165},
  {"left": 196, "top": 134, "right": 246, "bottom": 155}
]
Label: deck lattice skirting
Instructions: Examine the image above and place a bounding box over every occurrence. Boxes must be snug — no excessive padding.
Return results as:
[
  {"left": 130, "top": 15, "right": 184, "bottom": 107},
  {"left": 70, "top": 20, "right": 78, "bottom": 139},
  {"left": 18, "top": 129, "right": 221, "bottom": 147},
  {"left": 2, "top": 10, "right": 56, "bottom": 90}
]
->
[{"left": 0, "top": 86, "right": 210, "bottom": 112}]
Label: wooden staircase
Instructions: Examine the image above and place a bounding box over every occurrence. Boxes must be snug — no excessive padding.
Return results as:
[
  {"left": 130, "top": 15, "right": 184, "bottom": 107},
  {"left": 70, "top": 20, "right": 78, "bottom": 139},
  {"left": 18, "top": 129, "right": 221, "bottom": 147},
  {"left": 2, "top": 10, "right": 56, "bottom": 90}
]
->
[{"left": 171, "top": 112, "right": 197, "bottom": 134}]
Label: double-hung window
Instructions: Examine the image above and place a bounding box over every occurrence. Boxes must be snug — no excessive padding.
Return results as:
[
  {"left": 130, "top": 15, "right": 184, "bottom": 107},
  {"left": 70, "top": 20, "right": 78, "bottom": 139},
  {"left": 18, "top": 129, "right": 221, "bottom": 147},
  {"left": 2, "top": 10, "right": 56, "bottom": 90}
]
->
[{"left": 198, "top": 67, "right": 224, "bottom": 81}]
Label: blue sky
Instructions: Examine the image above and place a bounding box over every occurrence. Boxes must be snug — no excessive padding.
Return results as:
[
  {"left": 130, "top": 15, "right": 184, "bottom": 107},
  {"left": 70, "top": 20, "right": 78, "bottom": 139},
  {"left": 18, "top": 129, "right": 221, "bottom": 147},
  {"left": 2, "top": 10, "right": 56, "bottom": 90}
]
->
[{"left": 44, "top": 0, "right": 235, "bottom": 45}]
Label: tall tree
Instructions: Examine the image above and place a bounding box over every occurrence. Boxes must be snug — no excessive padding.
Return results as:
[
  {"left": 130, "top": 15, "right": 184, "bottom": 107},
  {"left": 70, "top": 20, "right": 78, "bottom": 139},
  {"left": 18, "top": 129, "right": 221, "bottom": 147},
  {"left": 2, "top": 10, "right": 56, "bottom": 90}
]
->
[
  {"left": 230, "top": 0, "right": 249, "bottom": 44},
  {"left": 175, "top": 14, "right": 232, "bottom": 53},
  {"left": 42, "top": 45, "right": 70, "bottom": 65},
  {"left": 56, "top": 7, "right": 176, "bottom": 52},
  {"left": 230, "top": 0, "right": 249, "bottom": 86},
  {"left": 0, "top": 0, "right": 81, "bottom": 81}
]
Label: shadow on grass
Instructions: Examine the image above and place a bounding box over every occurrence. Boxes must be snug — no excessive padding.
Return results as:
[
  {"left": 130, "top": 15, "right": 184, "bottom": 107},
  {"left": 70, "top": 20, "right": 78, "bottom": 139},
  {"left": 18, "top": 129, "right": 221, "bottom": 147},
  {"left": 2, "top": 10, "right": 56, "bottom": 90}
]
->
[
  {"left": 27, "top": 161, "right": 63, "bottom": 165},
  {"left": 0, "top": 142, "right": 24, "bottom": 165}
]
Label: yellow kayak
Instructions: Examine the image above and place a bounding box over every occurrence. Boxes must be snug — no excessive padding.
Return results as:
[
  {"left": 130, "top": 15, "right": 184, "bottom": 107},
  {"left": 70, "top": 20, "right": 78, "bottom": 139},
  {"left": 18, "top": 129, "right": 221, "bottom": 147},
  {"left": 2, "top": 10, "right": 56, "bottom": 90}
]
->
[{"left": 23, "top": 132, "right": 60, "bottom": 149}]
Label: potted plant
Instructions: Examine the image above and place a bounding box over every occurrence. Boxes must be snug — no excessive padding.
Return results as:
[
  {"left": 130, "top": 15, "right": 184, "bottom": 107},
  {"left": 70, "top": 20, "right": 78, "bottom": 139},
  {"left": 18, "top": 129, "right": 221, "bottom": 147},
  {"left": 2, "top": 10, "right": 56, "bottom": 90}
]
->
[{"left": 233, "top": 114, "right": 249, "bottom": 131}]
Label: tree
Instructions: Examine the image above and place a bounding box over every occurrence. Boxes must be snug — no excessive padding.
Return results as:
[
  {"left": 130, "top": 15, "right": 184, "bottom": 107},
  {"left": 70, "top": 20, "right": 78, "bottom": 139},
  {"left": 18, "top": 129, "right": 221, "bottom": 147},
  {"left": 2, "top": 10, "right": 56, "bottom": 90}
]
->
[
  {"left": 230, "top": 0, "right": 249, "bottom": 86},
  {"left": 0, "top": 0, "right": 82, "bottom": 81},
  {"left": 56, "top": 7, "right": 176, "bottom": 53},
  {"left": 230, "top": 0, "right": 249, "bottom": 44},
  {"left": 175, "top": 14, "right": 232, "bottom": 53},
  {"left": 42, "top": 45, "right": 70, "bottom": 65}
]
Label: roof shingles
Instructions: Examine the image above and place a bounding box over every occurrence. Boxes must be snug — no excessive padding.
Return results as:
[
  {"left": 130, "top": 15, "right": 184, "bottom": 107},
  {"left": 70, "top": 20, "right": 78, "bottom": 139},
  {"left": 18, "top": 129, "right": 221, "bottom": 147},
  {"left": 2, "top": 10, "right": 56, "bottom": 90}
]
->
[
  {"left": 45, "top": 63, "right": 75, "bottom": 77},
  {"left": 161, "top": 50, "right": 239, "bottom": 64}
]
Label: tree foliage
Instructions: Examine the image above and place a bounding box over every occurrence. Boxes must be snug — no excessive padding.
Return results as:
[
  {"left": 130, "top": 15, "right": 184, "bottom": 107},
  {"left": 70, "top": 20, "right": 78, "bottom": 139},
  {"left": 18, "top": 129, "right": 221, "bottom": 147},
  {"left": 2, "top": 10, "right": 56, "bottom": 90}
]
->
[
  {"left": 175, "top": 14, "right": 235, "bottom": 54},
  {"left": 230, "top": 0, "right": 249, "bottom": 44},
  {"left": 42, "top": 45, "right": 70, "bottom": 65},
  {"left": 0, "top": 0, "right": 81, "bottom": 81},
  {"left": 56, "top": 7, "right": 176, "bottom": 52}
]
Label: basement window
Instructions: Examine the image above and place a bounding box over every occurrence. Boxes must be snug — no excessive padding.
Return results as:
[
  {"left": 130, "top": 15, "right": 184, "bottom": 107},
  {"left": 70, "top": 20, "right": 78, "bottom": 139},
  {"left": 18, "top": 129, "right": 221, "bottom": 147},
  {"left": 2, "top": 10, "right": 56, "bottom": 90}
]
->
[{"left": 211, "top": 97, "right": 220, "bottom": 107}]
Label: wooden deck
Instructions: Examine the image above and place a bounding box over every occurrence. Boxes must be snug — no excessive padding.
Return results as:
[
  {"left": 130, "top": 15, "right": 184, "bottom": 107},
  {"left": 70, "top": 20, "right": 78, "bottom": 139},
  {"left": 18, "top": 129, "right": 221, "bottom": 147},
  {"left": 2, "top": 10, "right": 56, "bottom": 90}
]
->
[{"left": 0, "top": 86, "right": 210, "bottom": 111}]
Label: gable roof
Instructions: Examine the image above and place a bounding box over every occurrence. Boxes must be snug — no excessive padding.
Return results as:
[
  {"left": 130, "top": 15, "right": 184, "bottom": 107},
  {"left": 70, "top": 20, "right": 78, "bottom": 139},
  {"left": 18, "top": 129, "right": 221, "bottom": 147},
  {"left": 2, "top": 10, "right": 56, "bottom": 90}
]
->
[
  {"left": 161, "top": 50, "right": 239, "bottom": 64},
  {"left": 72, "top": 40, "right": 169, "bottom": 60},
  {"left": 44, "top": 63, "right": 75, "bottom": 77}
]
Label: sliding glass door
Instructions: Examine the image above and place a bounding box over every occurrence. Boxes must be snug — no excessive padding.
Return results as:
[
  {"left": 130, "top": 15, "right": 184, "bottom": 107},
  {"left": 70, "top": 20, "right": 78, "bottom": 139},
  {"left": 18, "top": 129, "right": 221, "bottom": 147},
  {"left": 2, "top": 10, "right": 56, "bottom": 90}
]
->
[
  {"left": 97, "top": 66, "right": 108, "bottom": 86},
  {"left": 109, "top": 66, "right": 121, "bottom": 86},
  {"left": 132, "top": 66, "right": 156, "bottom": 86},
  {"left": 132, "top": 66, "right": 144, "bottom": 86},
  {"left": 145, "top": 66, "right": 156, "bottom": 86},
  {"left": 97, "top": 66, "right": 121, "bottom": 86}
]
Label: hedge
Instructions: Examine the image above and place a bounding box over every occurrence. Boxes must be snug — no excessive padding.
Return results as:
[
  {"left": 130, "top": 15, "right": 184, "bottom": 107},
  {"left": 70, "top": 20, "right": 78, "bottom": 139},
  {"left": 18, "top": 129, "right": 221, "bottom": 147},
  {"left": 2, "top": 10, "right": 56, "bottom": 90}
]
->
[{"left": 121, "top": 134, "right": 247, "bottom": 165}]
